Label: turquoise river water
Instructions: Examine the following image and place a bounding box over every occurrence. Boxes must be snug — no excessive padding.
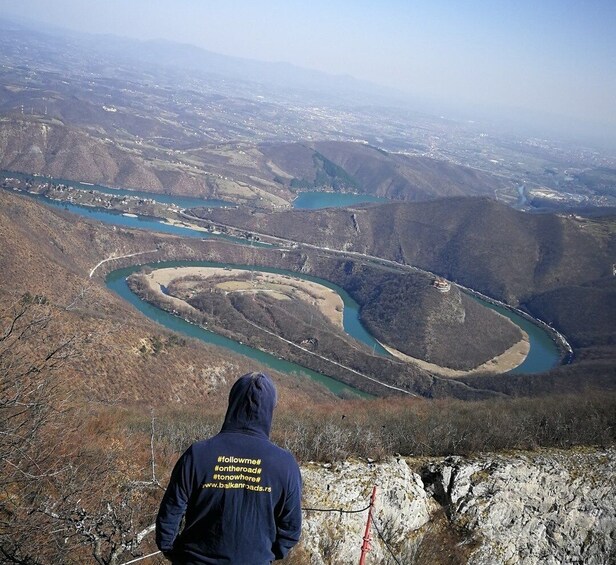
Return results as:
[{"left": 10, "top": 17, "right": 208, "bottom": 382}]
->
[{"left": 3, "top": 174, "right": 562, "bottom": 391}]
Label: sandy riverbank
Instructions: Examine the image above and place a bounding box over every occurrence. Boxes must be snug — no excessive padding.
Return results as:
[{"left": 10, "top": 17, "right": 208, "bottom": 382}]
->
[
  {"left": 160, "top": 217, "right": 211, "bottom": 233},
  {"left": 382, "top": 334, "right": 530, "bottom": 377}
]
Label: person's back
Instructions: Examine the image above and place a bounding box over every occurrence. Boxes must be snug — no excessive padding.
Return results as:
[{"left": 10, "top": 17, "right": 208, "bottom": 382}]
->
[{"left": 156, "top": 372, "right": 302, "bottom": 564}]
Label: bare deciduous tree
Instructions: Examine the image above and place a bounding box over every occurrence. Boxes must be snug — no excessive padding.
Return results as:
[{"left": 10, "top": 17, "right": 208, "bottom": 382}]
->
[
  {"left": 0, "top": 294, "right": 159, "bottom": 564},
  {"left": 0, "top": 293, "right": 78, "bottom": 562}
]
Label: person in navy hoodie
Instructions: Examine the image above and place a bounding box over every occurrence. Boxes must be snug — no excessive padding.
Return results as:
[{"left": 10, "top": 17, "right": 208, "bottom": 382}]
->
[{"left": 156, "top": 372, "right": 302, "bottom": 564}]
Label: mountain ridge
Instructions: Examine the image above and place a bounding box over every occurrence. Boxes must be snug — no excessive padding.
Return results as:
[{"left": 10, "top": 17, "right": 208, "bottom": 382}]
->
[{"left": 192, "top": 196, "right": 616, "bottom": 374}]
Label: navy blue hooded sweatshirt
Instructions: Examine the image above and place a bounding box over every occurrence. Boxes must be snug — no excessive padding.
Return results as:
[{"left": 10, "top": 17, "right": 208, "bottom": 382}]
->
[{"left": 156, "top": 373, "right": 302, "bottom": 564}]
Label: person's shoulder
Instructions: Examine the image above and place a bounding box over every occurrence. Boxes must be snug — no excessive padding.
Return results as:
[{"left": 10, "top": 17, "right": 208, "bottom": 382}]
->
[
  {"left": 269, "top": 442, "right": 300, "bottom": 468},
  {"left": 189, "top": 435, "right": 219, "bottom": 453},
  {"left": 176, "top": 435, "right": 218, "bottom": 461}
]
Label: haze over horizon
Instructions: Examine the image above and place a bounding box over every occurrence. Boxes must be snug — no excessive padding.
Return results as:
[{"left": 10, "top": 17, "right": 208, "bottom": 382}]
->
[{"left": 1, "top": 0, "right": 615, "bottom": 149}]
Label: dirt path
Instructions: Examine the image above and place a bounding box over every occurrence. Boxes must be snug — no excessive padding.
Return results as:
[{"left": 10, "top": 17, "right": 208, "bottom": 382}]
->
[{"left": 89, "top": 249, "right": 158, "bottom": 278}]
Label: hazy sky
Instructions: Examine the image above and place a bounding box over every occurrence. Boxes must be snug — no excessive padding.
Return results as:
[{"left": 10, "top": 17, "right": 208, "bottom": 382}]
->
[{"left": 2, "top": 0, "right": 615, "bottom": 135}]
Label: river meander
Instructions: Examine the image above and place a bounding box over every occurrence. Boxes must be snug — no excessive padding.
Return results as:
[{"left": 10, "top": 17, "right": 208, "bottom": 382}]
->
[
  {"left": 106, "top": 259, "right": 561, "bottom": 397},
  {"left": 106, "top": 262, "right": 371, "bottom": 397},
  {"left": 3, "top": 174, "right": 562, "bottom": 387}
]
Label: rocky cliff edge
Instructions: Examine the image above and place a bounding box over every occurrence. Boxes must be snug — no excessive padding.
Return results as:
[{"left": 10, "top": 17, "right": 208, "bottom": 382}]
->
[{"left": 299, "top": 447, "right": 615, "bottom": 564}]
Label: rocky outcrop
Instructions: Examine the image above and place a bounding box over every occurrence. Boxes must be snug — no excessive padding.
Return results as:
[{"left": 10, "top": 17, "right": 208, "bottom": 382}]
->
[
  {"left": 299, "top": 448, "right": 616, "bottom": 564},
  {"left": 301, "top": 458, "right": 435, "bottom": 564}
]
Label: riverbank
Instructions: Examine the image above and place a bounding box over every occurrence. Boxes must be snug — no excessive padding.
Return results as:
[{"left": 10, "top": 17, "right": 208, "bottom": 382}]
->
[
  {"left": 382, "top": 335, "right": 530, "bottom": 377},
  {"left": 160, "top": 218, "right": 212, "bottom": 234}
]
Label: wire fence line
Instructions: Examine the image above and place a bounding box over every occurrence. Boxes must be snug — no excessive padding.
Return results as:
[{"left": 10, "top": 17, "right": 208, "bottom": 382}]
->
[
  {"left": 372, "top": 514, "right": 403, "bottom": 565},
  {"left": 119, "top": 550, "right": 161, "bottom": 565},
  {"left": 118, "top": 493, "right": 402, "bottom": 565},
  {"left": 301, "top": 503, "right": 372, "bottom": 514}
]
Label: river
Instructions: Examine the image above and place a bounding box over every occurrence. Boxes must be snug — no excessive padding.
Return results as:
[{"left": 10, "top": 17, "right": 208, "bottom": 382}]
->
[
  {"left": 3, "top": 174, "right": 562, "bottom": 385},
  {"left": 466, "top": 296, "right": 561, "bottom": 374},
  {"left": 292, "top": 191, "right": 389, "bottom": 209},
  {"left": 106, "top": 262, "right": 370, "bottom": 397},
  {"left": 1, "top": 170, "right": 231, "bottom": 210},
  {"left": 3, "top": 183, "right": 258, "bottom": 243}
]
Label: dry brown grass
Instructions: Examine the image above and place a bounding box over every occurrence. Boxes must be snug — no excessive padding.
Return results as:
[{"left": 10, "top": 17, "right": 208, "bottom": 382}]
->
[
  {"left": 125, "top": 390, "right": 616, "bottom": 465},
  {"left": 269, "top": 392, "right": 616, "bottom": 461}
]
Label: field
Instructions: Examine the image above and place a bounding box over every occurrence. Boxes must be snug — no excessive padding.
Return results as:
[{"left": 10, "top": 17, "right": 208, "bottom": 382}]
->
[{"left": 147, "top": 266, "right": 345, "bottom": 326}]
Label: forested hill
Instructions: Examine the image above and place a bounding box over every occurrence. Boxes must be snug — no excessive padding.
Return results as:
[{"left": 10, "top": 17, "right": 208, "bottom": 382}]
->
[
  {"left": 196, "top": 197, "right": 614, "bottom": 303},
  {"left": 261, "top": 141, "right": 512, "bottom": 201},
  {"left": 194, "top": 196, "right": 616, "bottom": 367}
]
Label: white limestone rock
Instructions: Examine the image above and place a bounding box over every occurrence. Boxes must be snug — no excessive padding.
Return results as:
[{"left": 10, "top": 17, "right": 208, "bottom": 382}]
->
[
  {"left": 300, "top": 457, "right": 435, "bottom": 564},
  {"left": 297, "top": 448, "right": 616, "bottom": 564}
]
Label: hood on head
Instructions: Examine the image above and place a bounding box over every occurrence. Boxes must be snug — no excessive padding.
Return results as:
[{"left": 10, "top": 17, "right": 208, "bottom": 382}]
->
[{"left": 221, "top": 372, "right": 277, "bottom": 438}]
